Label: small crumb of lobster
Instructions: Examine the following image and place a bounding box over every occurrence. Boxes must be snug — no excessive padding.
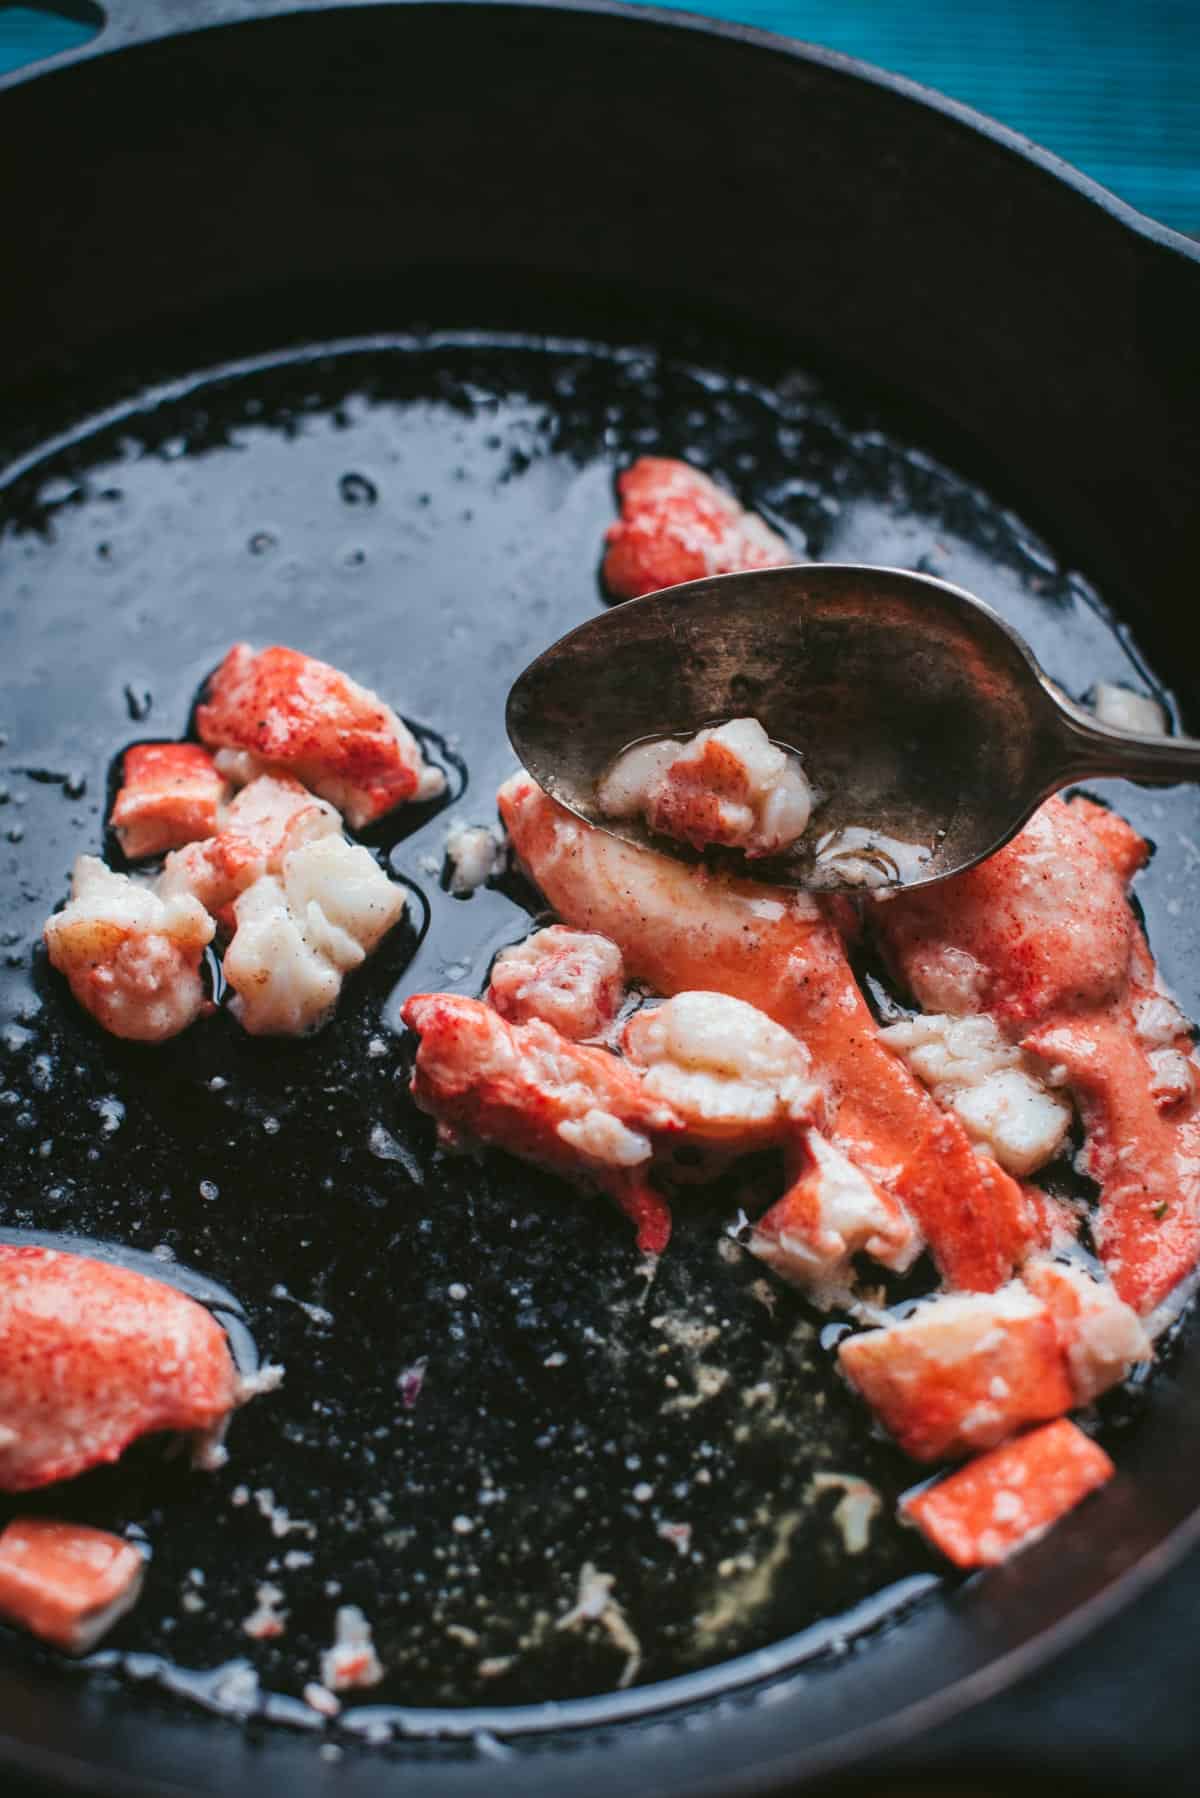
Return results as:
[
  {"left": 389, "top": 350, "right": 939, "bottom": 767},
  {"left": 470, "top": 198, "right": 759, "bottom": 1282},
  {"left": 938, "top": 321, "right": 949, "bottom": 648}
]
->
[
  {"left": 597, "top": 719, "right": 812, "bottom": 858},
  {"left": 0, "top": 1245, "right": 262, "bottom": 1492},
  {"left": 197, "top": 643, "right": 444, "bottom": 828},
  {"left": 750, "top": 1130, "right": 919, "bottom": 1304},
  {"left": 320, "top": 1604, "right": 384, "bottom": 1691},
  {"left": 1023, "top": 1257, "right": 1151, "bottom": 1403},
  {"left": 443, "top": 821, "right": 507, "bottom": 896},
  {"left": 110, "top": 742, "right": 228, "bottom": 861},
  {"left": 1090, "top": 684, "right": 1167, "bottom": 739},
  {"left": 903, "top": 1418, "right": 1114, "bottom": 1568},
  {"left": 488, "top": 926, "right": 626, "bottom": 1041},
  {"left": 0, "top": 1519, "right": 145, "bottom": 1654},
  {"left": 602, "top": 457, "right": 791, "bottom": 601},
  {"left": 838, "top": 1284, "right": 1074, "bottom": 1463},
  {"left": 43, "top": 855, "right": 214, "bottom": 1043}
]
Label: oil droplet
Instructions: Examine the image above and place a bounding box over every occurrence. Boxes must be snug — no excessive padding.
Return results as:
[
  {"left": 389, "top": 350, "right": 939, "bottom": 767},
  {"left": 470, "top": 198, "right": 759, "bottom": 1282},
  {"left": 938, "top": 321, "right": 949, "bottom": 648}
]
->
[
  {"left": 338, "top": 472, "right": 378, "bottom": 507},
  {"left": 248, "top": 530, "right": 277, "bottom": 556}
]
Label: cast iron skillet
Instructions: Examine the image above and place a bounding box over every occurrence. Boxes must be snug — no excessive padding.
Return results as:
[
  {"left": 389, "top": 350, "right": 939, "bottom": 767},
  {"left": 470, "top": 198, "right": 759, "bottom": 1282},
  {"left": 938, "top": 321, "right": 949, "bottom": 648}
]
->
[{"left": 1, "top": 3, "right": 1200, "bottom": 1795}]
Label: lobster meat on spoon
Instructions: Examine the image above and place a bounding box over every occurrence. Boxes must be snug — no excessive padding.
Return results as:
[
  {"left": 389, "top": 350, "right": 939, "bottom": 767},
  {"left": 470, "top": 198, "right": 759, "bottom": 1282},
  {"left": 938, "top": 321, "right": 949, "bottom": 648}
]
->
[
  {"left": 0, "top": 1246, "right": 264, "bottom": 1492},
  {"left": 498, "top": 773, "right": 1036, "bottom": 1289}
]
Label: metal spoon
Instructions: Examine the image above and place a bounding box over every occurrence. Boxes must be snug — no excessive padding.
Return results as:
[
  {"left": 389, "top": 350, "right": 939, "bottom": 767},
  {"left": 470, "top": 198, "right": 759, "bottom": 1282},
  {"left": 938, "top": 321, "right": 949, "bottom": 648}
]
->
[{"left": 506, "top": 563, "right": 1200, "bottom": 893}]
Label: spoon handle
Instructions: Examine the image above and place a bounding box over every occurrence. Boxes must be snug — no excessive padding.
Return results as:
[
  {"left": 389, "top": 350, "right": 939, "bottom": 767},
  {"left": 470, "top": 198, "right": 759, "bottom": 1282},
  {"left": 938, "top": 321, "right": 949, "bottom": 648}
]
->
[{"left": 1051, "top": 697, "right": 1200, "bottom": 785}]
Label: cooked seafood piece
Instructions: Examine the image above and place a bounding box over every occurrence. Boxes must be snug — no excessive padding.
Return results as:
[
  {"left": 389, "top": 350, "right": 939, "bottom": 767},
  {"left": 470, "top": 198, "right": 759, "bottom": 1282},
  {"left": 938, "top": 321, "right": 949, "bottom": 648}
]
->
[
  {"left": 1025, "top": 956, "right": 1200, "bottom": 1317},
  {"left": 197, "top": 643, "right": 445, "bottom": 829},
  {"left": 838, "top": 1285, "right": 1074, "bottom": 1463},
  {"left": 875, "top": 795, "right": 1146, "bottom": 1032},
  {"left": 880, "top": 1013, "right": 1072, "bottom": 1177},
  {"left": 499, "top": 772, "right": 1036, "bottom": 1289},
  {"left": 443, "top": 821, "right": 506, "bottom": 897},
  {"left": 1022, "top": 1257, "right": 1150, "bottom": 1401},
  {"left": 597, "top": 718, "right": 813, "bottom": 858},
  {"left": 602, "top": 457, "right": 791, "bottom": 601},
  {"left": 488, "top": 926, "right": 626, "bottom": 1041},
  {"left": 0, "top": 1245, "right": 258, "bottom": 1491},
  {"left": 402, "top": 992, "right": 684, "bottom": 1253},
  {"left": 620, "top": 990, "right": 820, "bottom": 1146},
  {"left": 749, "top": 1129, "right": 921, "bottom": 1302},
  {"left": 109, "top": 742, "right": 228, "bottom": 862},
  {"left": 159, "top": 773, "right": 340, "bottom": 929},
  {"left": 223, "top": 835, "right": 406, "bottom": 1036},
  {"left": 0, "top": 1518, "right": 146, "bottom": 1653},
  {"left": 903, "top": 1418, "right": 1114, "bottom": 1567},
  {"left": 879, "top": 795, "right": 1200, "bottom": 1317},
  {"left": 1091, "top": 683, "right": 1167, "bottom": 736},
  {"left": 43, "top": 856, "right": 214, "bottom": 1043}
]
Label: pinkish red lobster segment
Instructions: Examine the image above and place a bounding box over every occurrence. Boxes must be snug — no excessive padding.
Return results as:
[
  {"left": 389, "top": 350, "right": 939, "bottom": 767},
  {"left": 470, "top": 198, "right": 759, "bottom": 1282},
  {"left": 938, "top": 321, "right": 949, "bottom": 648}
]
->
[
  {"left": 497, "top": 771, "right": 1035, "bottom": 1291},
  {"left": 197, "top": 643, "right": 444, "bottom": 829},
  {"left": 0, "top": 1246, "right": 274, "bottom": 1492},
  {"left": 0, "top": 1518, "right": 145, "bottom": 1654},
  {"left": 903, "top": 1419, "right": 1115, "bottom": 1568},
  {"left": 109, "top": 742, "right": 228, "bottom": 863},
  {"left": 401, "top": 993, "right": 683, "bottom": 1253},
  {"left": 876, "top": 794, "right": 1200, "bottom": 1317},
  {"left": 601, "top": 458, "right": 792, "bottom": 601}
]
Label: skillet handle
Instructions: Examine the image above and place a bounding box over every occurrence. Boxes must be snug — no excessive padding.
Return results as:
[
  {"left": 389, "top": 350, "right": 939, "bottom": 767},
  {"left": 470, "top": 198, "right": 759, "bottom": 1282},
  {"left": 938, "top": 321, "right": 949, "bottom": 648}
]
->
[{"left": 1047, "top": 693, "right": 1200, "bottom": 787}]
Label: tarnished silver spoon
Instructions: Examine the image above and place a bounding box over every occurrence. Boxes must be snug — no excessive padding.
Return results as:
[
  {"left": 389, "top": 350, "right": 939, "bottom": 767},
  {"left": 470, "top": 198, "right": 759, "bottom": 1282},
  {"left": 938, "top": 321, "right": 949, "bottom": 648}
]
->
[{"left": 506, "top": 563, "right": 1200, "bottom": 893}]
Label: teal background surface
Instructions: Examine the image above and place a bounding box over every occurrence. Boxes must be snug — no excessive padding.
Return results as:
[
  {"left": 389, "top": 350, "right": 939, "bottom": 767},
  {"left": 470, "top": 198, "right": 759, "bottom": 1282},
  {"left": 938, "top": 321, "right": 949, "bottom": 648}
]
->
[{"left": 2, "top": 0, "right": 1197, "bottom": 233}]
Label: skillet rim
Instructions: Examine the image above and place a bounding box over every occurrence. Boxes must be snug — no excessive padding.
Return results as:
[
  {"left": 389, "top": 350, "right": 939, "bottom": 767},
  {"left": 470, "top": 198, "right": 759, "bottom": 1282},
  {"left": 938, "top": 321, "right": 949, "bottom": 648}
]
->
[
  {"left": 5, "top": 0, "right": 1200, "bottom": 270},
  {"left": 1, "top": 4, "right": 1200, "bottom": 1794}
]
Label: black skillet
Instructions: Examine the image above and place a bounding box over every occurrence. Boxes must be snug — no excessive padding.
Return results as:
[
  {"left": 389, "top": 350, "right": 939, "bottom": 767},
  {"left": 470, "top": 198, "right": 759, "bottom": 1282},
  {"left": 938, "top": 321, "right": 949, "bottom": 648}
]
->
[{"left": 1, "top": 3, "right": 1199, "bottom": 1793}]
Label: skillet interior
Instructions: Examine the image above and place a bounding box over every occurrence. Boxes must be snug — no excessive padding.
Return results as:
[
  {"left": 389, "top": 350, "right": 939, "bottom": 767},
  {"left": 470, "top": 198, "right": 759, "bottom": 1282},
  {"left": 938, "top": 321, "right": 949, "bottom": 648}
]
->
[{"left": 2, "top": 5, "right": 1200, "bottom": 1794}]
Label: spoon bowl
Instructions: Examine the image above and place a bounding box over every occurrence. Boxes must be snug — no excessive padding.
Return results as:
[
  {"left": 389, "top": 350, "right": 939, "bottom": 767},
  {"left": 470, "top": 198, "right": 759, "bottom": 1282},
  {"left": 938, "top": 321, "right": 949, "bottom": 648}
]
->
[{"left": 506, "top": 564, "right": 1200, "bottom": 891}]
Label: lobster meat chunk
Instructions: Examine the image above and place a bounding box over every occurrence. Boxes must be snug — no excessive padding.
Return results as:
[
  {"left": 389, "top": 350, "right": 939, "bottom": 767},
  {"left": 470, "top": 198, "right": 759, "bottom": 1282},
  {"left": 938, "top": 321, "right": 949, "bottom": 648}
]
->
[
  {"left": 0, "top": 1518, "right": 145, "bottom": 1653},
  {"left": 597, "top": 718, "right": 812, "bottom": 858},
  {"left": 197, "top": 643, "right": 444, "bottom": 829},
  {"left": 402, "top": 992, "right": 684, "bottom": 1253},
  {"left": 159, "top": 773, "right": 340, "bottom": 929},
  {"left": 498, "top": 773, "right": 1027, "bottom": 1284},
  {"left": 109, "top": 742, "right": 227, "bottom": 862},
  {"left": 602, "top": 458, "right": 791, "bottom": 601},
  {"left": 1025, "top": 985, "right": 1200, "bottom": 1318},
  {"left": 838, "top": 1285, "right": 1074, "bottom": 1463},
  {"left": 903, "top": 1418, "right": 1114, "bottom": 1567},
  {"left": 1022, "top": 1257, "right": 1150, "bottom": 1401},
  {"left": 880, "top": 1012, "right": 1071, "bottom": 1177},
  {"left": 750, "top": 1129, "right": 921, "bottom": 1301},
  {"left": 0, "top": 1245, "right": 263, "bottom": 1491},
  {"left": 875, "top": 796, "right": 1141, "bottom": 1033},
  {"left": 620, "top": 990, "right": 820, "bottom": 1149},
  {"left": 223, "top": 835, "right": 407, "bottom": 1037},
  {"left": 488, "top": 926, "right": 626, "bottom": 1042},
  {"left": 43, "top": 856, "right": 214, "bottom": 1043}
]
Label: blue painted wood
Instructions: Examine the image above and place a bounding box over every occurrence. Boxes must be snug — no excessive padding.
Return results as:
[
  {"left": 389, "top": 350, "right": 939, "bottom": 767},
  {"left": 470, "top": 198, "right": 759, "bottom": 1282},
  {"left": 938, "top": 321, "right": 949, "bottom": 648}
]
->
[{"left": 1, "top": 1, "right": 1195, "bottom": 231}]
